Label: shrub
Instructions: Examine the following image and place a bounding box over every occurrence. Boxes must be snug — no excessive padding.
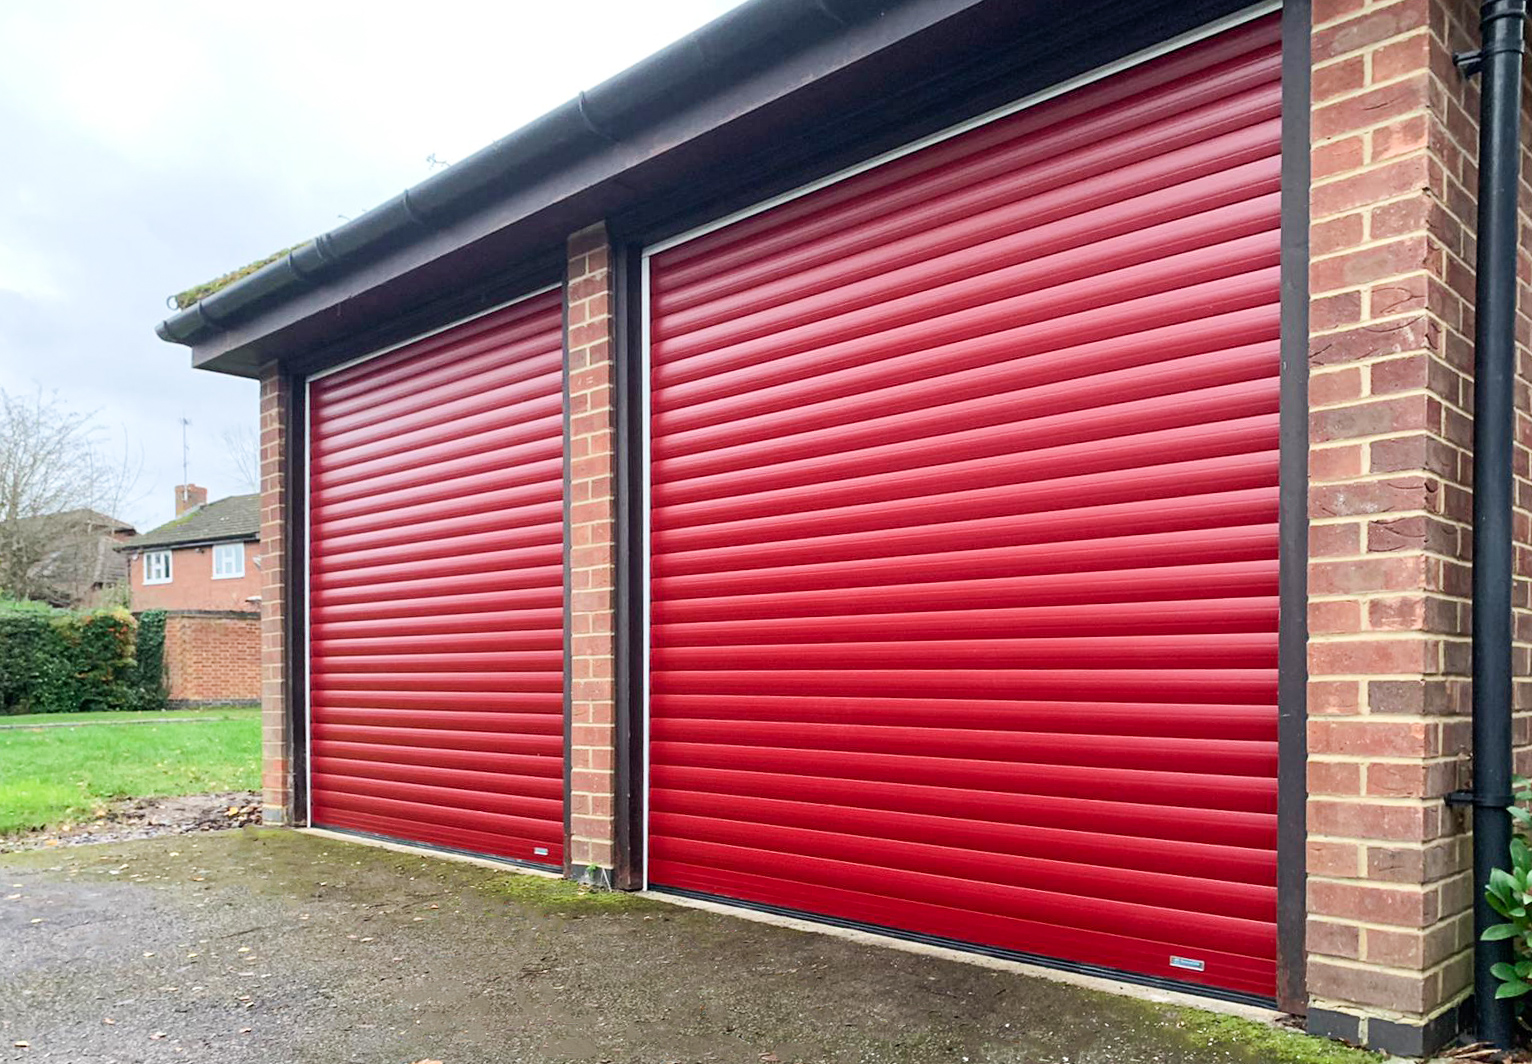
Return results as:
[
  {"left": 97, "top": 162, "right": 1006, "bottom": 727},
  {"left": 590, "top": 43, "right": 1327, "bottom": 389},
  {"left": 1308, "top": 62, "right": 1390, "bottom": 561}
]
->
[
  {"left": 0, "top": 599, "right": 59, "bottom": 711},
  {"left": 0, "top": 601, "right": 163, "bottom": 714},
  {"left": 1484, "top": 775, "right": 1532, "bottom": 1006},
  {"left": 126, "top": 609, "right": 168, "bottom": 712}
]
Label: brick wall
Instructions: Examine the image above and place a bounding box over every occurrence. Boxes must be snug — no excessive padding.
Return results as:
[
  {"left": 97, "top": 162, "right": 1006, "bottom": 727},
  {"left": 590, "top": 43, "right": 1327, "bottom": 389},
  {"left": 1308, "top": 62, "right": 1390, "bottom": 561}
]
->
[
  {"left": 1303, "top": 0, "right": 1531, "bottom": 1050},
  {"left": 566, "top": 223, "right": 619, "bottom": 878},
  {"left": 258, "top": 365, "right": 296, "bottom": 827},
  {"left": 161, "top": 611, "right": 261, "bottom": 705}
]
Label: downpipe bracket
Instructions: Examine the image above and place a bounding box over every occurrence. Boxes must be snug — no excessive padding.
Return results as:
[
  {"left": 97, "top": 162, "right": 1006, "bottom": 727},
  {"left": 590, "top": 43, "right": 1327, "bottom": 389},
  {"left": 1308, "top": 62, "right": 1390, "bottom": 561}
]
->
[
  {"left": 1458, "top": 0, "right": 1531, "bottom": 75},
  {"left": 1446, "top": 790, "right": 1516, "bottom": 809}
]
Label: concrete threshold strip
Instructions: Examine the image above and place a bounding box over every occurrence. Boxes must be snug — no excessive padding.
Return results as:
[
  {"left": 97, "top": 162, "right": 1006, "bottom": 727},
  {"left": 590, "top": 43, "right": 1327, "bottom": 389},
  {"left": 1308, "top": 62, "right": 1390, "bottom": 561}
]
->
[{"left": 300, "top": 827, "right": 1295, "bottom": 1028}]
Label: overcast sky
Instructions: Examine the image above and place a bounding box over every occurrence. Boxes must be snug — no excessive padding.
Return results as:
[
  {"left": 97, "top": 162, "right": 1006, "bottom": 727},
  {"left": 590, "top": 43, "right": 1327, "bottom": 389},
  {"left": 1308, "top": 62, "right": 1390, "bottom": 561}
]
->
[{"left": 0, "top": 1, "right": 740, "bottom": 531}]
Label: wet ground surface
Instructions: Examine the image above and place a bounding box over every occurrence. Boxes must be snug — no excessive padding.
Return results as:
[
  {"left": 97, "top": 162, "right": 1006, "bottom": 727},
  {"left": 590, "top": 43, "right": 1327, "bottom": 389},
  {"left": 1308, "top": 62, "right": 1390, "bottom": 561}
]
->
[
  {"left": 0, "top": 793, "right": 261, "bottom": 853},
  {"left": 0, "top": 829, "right": 1379, "bottom": 1064}
]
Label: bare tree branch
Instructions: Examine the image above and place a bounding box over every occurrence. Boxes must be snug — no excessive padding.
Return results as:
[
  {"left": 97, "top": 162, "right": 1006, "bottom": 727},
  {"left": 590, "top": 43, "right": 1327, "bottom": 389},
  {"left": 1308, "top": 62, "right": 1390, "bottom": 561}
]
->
[
  {"left": 0, "top": 387, "right": 138, "bottom": 605},
  {"left": 219, "top": 423, "right": 260, "bottom": 494}
]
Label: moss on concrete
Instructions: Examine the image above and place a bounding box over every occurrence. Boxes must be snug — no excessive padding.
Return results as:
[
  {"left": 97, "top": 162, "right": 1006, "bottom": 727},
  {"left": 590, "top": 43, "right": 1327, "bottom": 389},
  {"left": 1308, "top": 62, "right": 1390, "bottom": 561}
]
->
[
  {"left": 1159, "top": 1008, "right": 1381, "bottom": 1064},
  {"left": 477, "top": 870, "right": 667, "bottom": 915}
]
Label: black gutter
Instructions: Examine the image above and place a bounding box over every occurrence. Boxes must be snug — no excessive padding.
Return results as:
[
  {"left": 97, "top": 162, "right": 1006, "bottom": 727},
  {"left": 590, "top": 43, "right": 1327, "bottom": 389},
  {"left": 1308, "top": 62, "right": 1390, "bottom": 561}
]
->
[
  {"left": 154, "top": 0, "right": 878, "bottom": 349},
  {"left": 1449, "top": 0, "right": 1527, "bottom": 1050},
  {"left": 116, "top": 535, "right": 259, "bottom": 553}
]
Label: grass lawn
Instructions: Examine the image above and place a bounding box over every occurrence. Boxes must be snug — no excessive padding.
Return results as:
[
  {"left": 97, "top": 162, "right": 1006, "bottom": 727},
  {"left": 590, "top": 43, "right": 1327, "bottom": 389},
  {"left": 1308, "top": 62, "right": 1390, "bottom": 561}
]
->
[{"left": 0, "top": 708, "right": 260, "bottom": 834}]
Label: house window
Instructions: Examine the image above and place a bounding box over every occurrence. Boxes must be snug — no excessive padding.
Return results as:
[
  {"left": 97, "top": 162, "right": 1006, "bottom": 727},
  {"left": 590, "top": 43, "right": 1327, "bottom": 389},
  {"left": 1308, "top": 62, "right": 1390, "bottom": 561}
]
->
[
  {"left": 212, "top": 543, "right": 245, "bottom": 579},
  {"left": 143, "top": 551, "right": 172, "bottom": 585}
]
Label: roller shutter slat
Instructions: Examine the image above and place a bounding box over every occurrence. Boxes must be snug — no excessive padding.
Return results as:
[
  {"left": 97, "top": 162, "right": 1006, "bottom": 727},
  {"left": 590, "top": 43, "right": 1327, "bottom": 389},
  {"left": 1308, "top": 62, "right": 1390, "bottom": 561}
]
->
[
  {"left": 653, "top": 790, "right": 1273, "bottom": 884},
  {"left": 652, "top": 263, "right": 1279, "bottom": 436},
  {"left": 312, "top": 755, "right": 562, "bottom": 796},
  {"left": 653, "top": 304, "right": 1279, "bottom": 462},
  {"left": 655, "top": 359, "right": 1280, "bottom": 499},
  {"left": 314, "top": 740, "right": 558, "bottom": 777},
  {"left": 656, "top": 155, "right": 1281, "bottom": 340},
  {"left": 655, "top": 765, "right": 1276, "bottom": 848},
  {"left": 655, "top": 28, "right": 1280, "bottom": 285},
  {"left": 309, "top": 290, "right": 564, "bottom": 867},
  {"left": 648, "top": 15, "right": 1282, "bottom": 999},
  {"left": 659, "top": 561, "right": 1278, "bottom": 624},
  {"left": 311, "top": 412, "right": 562, "bottom": 480},
  {"left": 653, "top": 693, "right": 1276, "bottom": 740}
]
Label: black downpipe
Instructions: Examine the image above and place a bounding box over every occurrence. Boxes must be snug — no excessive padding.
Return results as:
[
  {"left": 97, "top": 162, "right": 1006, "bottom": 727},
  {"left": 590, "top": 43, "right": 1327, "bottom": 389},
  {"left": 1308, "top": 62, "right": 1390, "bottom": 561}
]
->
[{"left": 1459, "top": 0, "right": 1527, "bottom": 1049}]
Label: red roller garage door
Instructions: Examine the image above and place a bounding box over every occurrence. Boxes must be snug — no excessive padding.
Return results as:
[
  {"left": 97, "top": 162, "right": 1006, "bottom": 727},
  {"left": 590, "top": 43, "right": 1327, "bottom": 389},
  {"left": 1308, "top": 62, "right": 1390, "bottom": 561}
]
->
[
  {"left": 308, "top": 288, "right": 565, "bottom": 867},
  {"left": 646, "top": 13, "right": 1282, "bottom": 999}
]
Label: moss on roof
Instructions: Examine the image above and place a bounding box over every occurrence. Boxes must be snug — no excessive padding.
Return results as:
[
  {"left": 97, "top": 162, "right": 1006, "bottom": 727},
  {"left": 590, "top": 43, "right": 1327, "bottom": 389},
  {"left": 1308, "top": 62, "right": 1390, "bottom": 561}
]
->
[
  {"left": 170, "top": 243, "right": 309, "bottom": 310},
  {"left": 123, "top": 494, "right": 261, "bottom": 550}
]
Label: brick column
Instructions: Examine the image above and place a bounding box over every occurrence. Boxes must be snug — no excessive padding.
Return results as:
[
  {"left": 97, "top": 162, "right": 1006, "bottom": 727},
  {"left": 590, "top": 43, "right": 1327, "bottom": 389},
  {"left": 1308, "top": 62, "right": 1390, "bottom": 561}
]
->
[
  {"left": 1303, "top": 0, "right": 1486, "bottom": 1052},
  {"left": 258, "top": 365, "right": 295, "bottom": 825},
  {"left": 566, "top": 223, "right": 619, "bottom": 879}
]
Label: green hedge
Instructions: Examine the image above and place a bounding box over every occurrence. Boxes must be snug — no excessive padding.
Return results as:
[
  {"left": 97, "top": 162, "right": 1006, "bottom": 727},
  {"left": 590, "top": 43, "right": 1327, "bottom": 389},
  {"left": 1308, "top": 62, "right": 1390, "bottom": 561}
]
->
[
  {"left": 127, "top": 610, "right": 168, "bottom": 712},
  {"left": 0, "top": 602, "right": 167, "bottom": 714}
]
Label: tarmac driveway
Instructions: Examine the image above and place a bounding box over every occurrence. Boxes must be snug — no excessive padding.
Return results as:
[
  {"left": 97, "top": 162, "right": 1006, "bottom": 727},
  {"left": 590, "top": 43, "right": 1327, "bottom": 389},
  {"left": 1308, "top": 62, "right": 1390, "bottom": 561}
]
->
[{"left": 0, "top": 829, "right": 1374, "bottom": 1064}]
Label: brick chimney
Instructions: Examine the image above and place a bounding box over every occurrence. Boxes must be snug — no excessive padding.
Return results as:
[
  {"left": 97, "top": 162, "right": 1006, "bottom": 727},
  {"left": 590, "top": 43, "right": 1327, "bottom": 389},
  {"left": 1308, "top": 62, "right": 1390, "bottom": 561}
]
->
[{"left": 175, "top": 484, "right": 207, "bottom": 516}]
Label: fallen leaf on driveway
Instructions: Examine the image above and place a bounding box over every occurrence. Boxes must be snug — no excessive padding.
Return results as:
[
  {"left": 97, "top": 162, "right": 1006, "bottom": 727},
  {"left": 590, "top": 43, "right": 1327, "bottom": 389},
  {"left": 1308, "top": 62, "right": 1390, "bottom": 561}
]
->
[
  {"left": 13, "top": 1041, "right": 29, "bottom": 1048},
  {"left": 103, "top": 1018, "right": 115, "bottom": 1025},
  {"left": 150, "top": 1032, "right": 167, "bottom": 1040}
]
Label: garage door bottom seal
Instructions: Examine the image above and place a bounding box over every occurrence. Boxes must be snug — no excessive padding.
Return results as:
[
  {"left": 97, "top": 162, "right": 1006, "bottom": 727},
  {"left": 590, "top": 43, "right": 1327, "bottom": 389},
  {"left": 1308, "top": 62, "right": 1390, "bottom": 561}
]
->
[
  {"left": 307, "top": 824, "right": 562, "bottom": 876},
  {"left": 648, "top": 884, "right": 1276, "bottom": 1010}
]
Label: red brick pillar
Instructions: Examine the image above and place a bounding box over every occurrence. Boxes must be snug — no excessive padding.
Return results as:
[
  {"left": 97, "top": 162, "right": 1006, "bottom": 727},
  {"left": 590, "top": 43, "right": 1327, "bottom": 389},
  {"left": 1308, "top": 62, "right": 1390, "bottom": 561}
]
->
[
  {"left": 258, "top": 365, "right": 296, "bottom": 825},
  {"left": 566, "top": 223, "right": 619, "bottom": 880},
  {"left": 1303, "top": 0, "right": 1487, "bottom": 1051}
]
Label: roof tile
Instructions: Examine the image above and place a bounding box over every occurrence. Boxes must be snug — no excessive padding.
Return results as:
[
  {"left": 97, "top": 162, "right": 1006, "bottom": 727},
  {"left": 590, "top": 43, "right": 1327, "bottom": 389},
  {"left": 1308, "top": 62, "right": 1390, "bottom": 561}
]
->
[{"left": 123, "top": 493, "right": 260, "bottom": 549}]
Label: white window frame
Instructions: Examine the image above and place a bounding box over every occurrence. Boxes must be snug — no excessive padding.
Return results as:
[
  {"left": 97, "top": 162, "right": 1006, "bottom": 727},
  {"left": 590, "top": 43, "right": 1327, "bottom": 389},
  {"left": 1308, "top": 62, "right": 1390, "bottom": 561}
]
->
[
  {"left": 142, "top": 550, "right": 172, "bottom": 585},
  {"left": 212, "top": 542, "right": 245, "bottom": 580}
]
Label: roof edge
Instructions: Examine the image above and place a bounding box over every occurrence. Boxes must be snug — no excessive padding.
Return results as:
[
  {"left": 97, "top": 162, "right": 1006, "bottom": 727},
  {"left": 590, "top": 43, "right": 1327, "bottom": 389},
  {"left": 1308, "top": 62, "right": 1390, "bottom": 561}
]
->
[
  {"left": 155, "top": 0, "right": 882, "bottom": 350},
  {"left": 117, "top": 531, "right": 260, "bottom": 553}
]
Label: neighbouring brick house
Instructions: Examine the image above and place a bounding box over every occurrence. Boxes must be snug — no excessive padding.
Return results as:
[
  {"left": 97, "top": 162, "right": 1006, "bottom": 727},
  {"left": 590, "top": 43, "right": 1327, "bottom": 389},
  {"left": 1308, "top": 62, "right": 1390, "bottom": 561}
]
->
[
  {"left": 121, "top": 486, "right": 261, "bottom": 706},
  {"left": 149, "top": 0, "right": 1532, "bottom": 1054}
]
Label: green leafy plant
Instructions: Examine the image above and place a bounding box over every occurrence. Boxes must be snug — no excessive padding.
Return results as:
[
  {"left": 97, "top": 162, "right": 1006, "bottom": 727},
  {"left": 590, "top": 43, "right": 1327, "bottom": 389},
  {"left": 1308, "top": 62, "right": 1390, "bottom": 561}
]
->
[
  {"left": 0, "top": 602, "right": 163, "bottom": 714},
  {"left": 126, "top": 609, "right": 168, "bottom": 711},
  {"left": 1483, "top": 775, "right": 1532, "bottom": 1002}
]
